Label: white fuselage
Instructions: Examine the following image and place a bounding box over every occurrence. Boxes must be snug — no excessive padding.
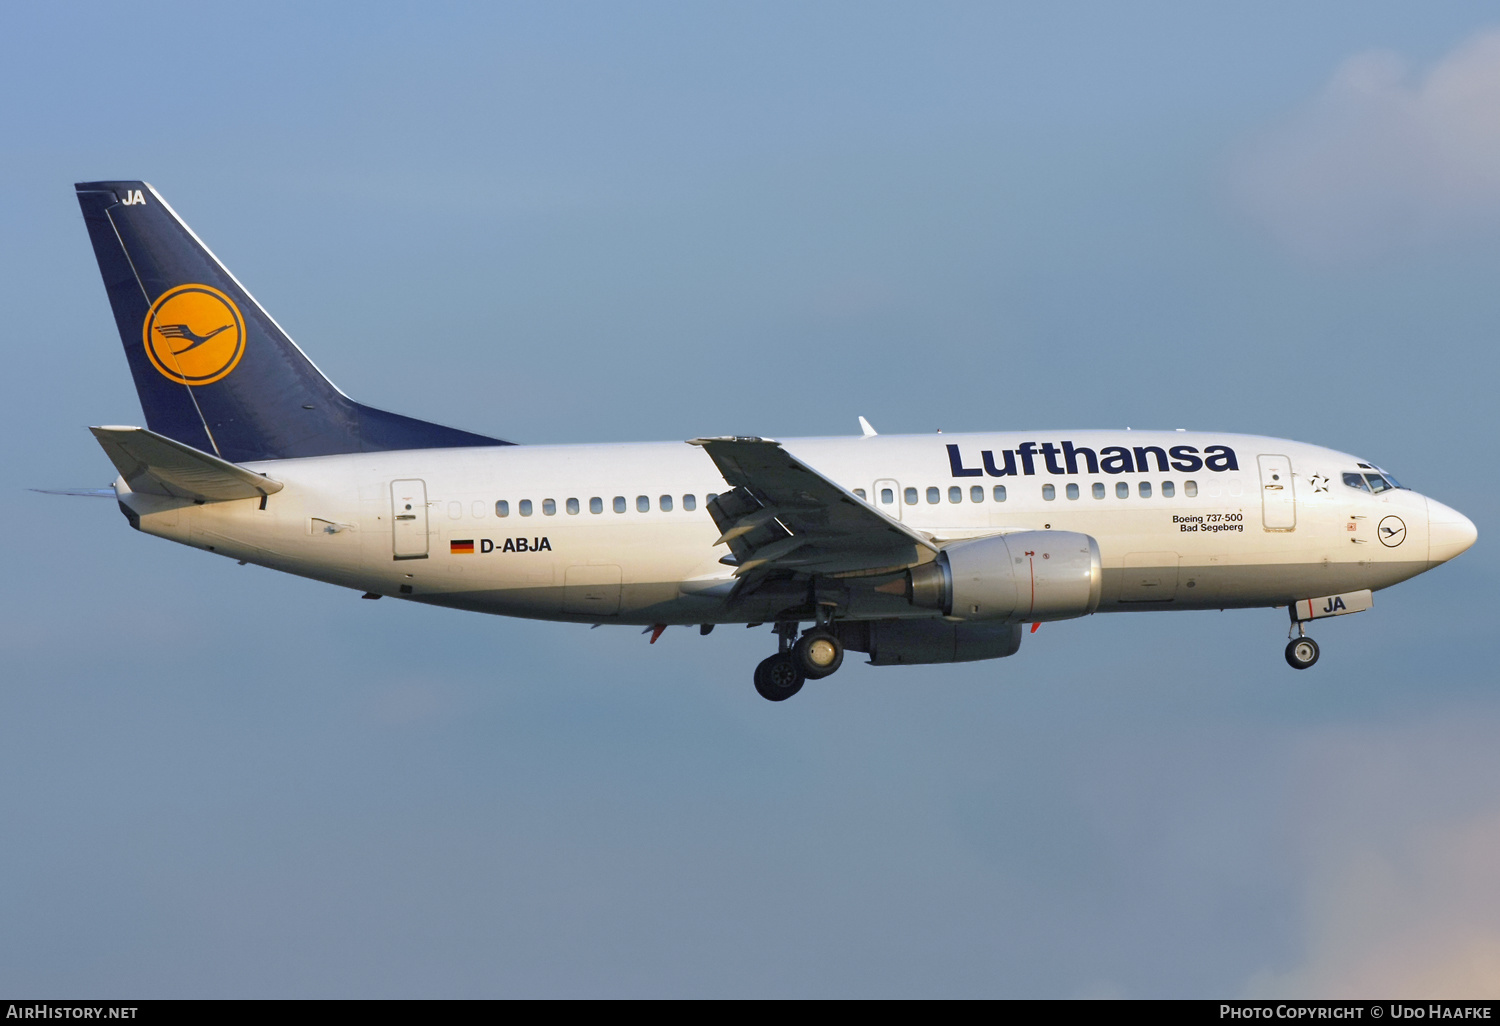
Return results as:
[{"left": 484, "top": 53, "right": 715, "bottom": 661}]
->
[{"left": 114, "top": 430, "right": 1472, "bottom": 627}]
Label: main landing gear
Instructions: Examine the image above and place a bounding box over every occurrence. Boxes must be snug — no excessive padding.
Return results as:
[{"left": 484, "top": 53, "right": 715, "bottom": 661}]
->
[
  {"left": 754, "top": 652, "right": 804, "bottom": 701},
  {"left": 753, "top": 618, "right": 845, "bottom": 701},
  {"left": 1285, "top": 614, "right": 1320, "bottom": 670}
]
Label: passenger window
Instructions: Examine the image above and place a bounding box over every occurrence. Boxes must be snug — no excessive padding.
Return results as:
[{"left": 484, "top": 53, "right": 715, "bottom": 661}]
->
[
  {"left": 905, "top": 487, "right": 918, "bottom": 505},
  {"left": 683, "top": 494, "right": 697, "bottom": 511},
  {"left": 927, "top": 487, "right": 940, "bottom": 504},
  {"left": 590, "top": 497, "right": 603, "bottom": 514},
  {"left": 659, "top": 494, "right": 673, "bottom": 512},
  {"left": 1116, "top": 482, "right": 1129, "bottom": 499},
  {"left": 472, "top": 501, "right": 485, "bottom": 518},
  {"left": 1042, "top": 484, "right": 1055, "bottom": 501},
  {"left": 1139, "top": 482, "right": 1151, "bottom": 498},
  {"left": 948, "top": 486, "right": 962, "bottom": 504},
  {"left": 448, "top": 501, "right": 462, "bottom": 520},
  {"left": 882, "top": 487, "right": 894, "bottom": 504},
  {"left": 854, "top": 488, "right": 867, "bottom": 500},
  {"left": 1161, "top": 481, "right": 1175, "bottom": 498},
  {"left": 520, "top": 499, "right": 533, "bottom": 516},
  {"left": 1066, "top": 483, "right": 1079, "bottom": 500},
  {"left": 496, "top": 500, "right": 509, "bottom": 517},
  {"left": 636, "top": 495, "right": 650, "bottom": 512},
  {"left": 1092, "top": 482, "right": 1105, "bottom": 500},
  {"left": 542, "top": 498, "right": 557, "bottom": 516},
  {"left": 613, "top": 496, "right": 626, "bottom": 513},
  {"left": 706, "top": 493, "right": 719, "bottom": 504},
  {"left": 993, "top": 485, "right": 1007, "bottom": 502},
  {"left": 566, "top": 498, "right": 580, "bottom": 515},
  {"left": 970, "top": 485, "right": 984, "bottom": 503},
  {"left": 1184, "top": 480, "right": 1197, "bottom": 498}
]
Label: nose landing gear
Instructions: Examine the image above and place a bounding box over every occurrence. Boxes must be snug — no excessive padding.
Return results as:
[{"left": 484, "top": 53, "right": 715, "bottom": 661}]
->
[
  {"left": 754, "top": 618, "right": 846, "bottom": 701},
  {"left": 1284, "top": 614, "right": 1320, "bottom": 670},
  {"left": 1285, "top": 636, "right": 1320, "bottom": 669}
]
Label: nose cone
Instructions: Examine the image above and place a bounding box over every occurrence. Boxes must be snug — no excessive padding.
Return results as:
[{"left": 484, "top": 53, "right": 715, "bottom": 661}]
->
[{"left": 1427, "top": 498, "right": 1478, "bottom": 564}]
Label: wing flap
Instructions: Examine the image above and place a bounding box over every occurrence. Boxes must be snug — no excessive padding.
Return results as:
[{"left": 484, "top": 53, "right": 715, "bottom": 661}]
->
[{"left": 91, "top": 425, "right": 285, "bottom": 502}]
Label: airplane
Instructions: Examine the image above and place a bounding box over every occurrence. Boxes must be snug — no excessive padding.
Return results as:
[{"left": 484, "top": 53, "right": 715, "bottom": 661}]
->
[{"left": 69, "top": 180, "right": 1478, "bottom": 701}]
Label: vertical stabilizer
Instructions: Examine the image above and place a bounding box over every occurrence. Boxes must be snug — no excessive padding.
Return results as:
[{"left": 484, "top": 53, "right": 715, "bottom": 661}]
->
[{"left": 75, "top": 181, "right": 509, "bottom": 462}]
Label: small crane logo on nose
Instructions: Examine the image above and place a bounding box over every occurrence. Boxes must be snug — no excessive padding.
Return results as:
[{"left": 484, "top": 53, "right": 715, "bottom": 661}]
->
[{"left": 1378, "top": 516, "right": 1406, "bottom": 547}]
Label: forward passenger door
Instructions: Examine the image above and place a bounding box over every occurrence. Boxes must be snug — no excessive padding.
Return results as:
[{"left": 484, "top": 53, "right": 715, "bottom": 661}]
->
[{"left": 1257, "top": 455, "right": 1296, "bottom": 531}]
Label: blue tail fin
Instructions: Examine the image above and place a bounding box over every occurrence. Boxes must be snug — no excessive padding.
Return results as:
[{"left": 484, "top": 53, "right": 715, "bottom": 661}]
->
[{"left": 75, "top": 181, "right": 510, "bottom": 462}]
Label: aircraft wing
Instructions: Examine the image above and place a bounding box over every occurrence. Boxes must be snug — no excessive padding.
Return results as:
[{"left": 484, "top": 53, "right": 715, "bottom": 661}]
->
[{"left": 688, "top": 436, "right": 938, "bottom": 579}]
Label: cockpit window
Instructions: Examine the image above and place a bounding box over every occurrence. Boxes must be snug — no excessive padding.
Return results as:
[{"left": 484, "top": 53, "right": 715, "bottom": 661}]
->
[{"left": 1347, "top": 469, "right": 1404, "bottom": 493}]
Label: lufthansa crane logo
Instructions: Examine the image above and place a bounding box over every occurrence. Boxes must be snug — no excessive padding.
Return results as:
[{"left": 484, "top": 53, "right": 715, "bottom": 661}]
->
[
  {"left": 1378, "top": 515, "right": 1407, "bottom": 547},
  {"left": 142, "top": 284, "right": 246, "bottom": 386}
]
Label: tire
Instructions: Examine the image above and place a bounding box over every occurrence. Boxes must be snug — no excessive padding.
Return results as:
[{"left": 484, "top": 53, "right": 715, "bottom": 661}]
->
[
  {"left": 1285, "top": 637, "right": 1320, "bottom": 670},
  {"left": 754, "top": 653, "right": 806, "bottom": 701},
  {"left": 793, "top": 631, "right": 844, "bottom": 679}
]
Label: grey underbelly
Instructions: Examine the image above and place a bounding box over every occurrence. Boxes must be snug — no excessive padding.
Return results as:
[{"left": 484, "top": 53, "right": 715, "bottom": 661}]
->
[{"left": 1098, "top": 559, "right": 1428, "bottom": 611}]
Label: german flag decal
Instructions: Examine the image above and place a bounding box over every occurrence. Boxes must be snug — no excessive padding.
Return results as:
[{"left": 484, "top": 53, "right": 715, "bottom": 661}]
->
[{"left": 450, "top": 540, "right": 475, "bottom": 555}]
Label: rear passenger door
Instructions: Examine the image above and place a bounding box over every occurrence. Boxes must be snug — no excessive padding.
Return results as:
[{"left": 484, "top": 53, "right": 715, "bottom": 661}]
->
[{"left": 391, "top": 479, "right": 430, "bottom": 558}]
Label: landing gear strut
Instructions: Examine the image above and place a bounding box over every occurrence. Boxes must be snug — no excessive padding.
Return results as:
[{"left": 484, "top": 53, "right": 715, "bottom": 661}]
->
[
  {"left": 753, "top": 617, "right": 846, "bottom": 701},
  {"left": 1285, "top": 616, "right": 1320, "bottom": 670}
]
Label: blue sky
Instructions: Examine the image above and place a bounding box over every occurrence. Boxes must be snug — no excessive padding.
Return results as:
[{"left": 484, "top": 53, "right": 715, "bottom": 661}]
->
[{"left": 3, "top": 2, "right": 1498, "bottom": 997}]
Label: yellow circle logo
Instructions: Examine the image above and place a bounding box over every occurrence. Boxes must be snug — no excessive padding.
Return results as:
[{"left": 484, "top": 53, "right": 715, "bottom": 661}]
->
[{"left": 142, "top": 284, "right": 246, "bottom": 386}]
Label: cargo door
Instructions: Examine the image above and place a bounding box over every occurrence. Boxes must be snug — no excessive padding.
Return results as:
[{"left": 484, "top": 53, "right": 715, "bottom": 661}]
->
[
  {"left": 1257, "top": 454, "right": 1296, "bottom": 531},
  {"left": 391, "top": 479, "right": 429, "bottom": 559}
]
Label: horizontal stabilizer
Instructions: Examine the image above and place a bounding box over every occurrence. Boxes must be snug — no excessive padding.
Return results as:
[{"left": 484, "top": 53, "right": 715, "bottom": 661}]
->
[{"left": 90, "top": 426, "right": 284, "bottom": 502}]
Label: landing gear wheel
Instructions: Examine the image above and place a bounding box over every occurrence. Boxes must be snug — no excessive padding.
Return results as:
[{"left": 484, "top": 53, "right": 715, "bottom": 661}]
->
[
  {"left": 793, "top": 631, "right": 844, "bottom": 679},
  {"left": 754, "top": 653, "right": 806, "bottom": 701},
  {"left": 1285, "top": 637, "right": 1320, "bottom": 670}
]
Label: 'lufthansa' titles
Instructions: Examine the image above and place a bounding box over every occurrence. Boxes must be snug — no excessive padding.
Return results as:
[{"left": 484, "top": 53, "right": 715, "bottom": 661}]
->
[{"left": 946, "top": 442, "right": 1238, "bottom": 478}]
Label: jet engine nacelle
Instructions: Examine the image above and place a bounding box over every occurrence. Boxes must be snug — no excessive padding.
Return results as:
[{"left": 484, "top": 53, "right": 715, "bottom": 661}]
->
[
  {"left": 904, "top": 530, "right": 1102, "bottom": 622},
  {"left": 834, "top": 619, "right": 1024, "bottom": 665}
]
